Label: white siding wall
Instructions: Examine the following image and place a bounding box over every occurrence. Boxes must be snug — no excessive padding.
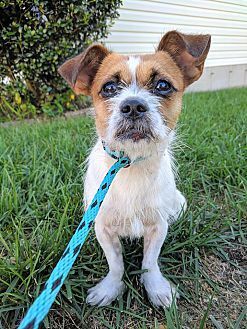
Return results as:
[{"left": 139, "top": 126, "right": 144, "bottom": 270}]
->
[{"left": 105, "top": 0, "right": 247, "bottom": 91}]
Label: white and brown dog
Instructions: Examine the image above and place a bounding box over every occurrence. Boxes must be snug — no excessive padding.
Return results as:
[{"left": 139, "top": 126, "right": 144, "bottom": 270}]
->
[{"left": 58, "top": 31, "right": 211, "bottom": 307}]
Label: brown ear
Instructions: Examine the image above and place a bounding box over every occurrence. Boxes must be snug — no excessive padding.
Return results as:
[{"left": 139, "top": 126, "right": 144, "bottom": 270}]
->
[
  {"left": 157, "top": 31, "right": 211, "bottom": 87},
  {"left": 58, "top": 44, "right": 109, "bottom": 95}
]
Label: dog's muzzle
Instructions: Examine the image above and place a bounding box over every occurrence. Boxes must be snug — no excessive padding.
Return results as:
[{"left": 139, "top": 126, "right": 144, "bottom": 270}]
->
[{"left": 114, "top": 97, "right": 156, "bottom": 142}]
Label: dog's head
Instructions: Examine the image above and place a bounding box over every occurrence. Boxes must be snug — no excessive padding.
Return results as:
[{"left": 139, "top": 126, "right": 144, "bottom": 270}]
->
[{"left": 59, "top": 31, "right": 210, "bottom": 157}]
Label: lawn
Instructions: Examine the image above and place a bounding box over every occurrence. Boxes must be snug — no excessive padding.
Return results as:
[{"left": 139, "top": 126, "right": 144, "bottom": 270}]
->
[{"left": 0, "top": 88, "right": 246, "bottom": 329}]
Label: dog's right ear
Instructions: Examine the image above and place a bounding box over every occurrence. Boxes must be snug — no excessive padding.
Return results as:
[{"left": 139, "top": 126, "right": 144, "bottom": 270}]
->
[{"left": 58, "top": 44, "right": 109, "bottom": 95}]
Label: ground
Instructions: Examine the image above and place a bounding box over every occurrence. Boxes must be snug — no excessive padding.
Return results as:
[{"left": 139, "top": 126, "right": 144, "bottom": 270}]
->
[{"left": 0, "top": 88, "right": 246, "bottom": 329}]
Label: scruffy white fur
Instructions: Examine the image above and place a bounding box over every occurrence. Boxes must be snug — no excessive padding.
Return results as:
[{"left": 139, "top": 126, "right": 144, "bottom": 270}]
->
[
  {"left": 84, "top": 140, "right": 186, "bottom": 306},
  {"left": 84, "top": 57, "right": 186, "bottom": 307}
]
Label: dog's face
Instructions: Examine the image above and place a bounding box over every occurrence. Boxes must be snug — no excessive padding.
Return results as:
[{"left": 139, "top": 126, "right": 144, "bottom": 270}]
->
[
  {"left": 91, "top": 52, "right": 183, "bottom": 148},
  {"left": 59, "top": 31, "right": 210, "bottom": 155}
]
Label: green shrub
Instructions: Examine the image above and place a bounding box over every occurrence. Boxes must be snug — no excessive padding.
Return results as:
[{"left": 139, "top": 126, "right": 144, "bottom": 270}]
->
[{"left": 0, "top": 0, "right": 122, "bottom": 120}]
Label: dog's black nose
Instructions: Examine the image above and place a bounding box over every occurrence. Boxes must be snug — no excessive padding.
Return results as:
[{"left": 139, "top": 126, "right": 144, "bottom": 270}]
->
[{"left": 120, "top": 98, "right": 148, "bottom": 119}]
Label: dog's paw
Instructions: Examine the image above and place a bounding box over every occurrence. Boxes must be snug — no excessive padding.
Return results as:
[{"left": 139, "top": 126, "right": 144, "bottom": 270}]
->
[
  {"left": 86, "top": 275, "right": 125, "bottom": 306},
  {"left": 141, "top": 271, "right": 177, "bottom": 307}
]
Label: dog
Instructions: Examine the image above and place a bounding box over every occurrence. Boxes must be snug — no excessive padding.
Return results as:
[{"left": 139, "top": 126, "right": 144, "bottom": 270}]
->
[{"left": 58, "top": 30, "right": 211, "bottom": 307}]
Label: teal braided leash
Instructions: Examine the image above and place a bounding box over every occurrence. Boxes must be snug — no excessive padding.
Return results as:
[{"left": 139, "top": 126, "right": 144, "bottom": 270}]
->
[{"left": 18, "top": 147, "right": 132, "bottom": 329}]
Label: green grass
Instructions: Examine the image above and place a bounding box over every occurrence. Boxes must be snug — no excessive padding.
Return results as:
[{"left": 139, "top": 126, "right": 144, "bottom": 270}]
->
[{"left": 0, "top": 88, "right": 246, "bottom": 329}]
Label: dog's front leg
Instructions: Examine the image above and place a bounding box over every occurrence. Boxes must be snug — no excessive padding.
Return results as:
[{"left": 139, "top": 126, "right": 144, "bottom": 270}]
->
[
  {"left": 141, "top": 220, "right": 176, "bottom": 307},
  {"left": 86, "top": 219, "right": 125, "bottom": 306}
]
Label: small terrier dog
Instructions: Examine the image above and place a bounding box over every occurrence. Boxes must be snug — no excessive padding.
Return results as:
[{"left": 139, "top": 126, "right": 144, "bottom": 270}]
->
[{"left": 59, "top": 30, "right": 211, "bottom": 307}]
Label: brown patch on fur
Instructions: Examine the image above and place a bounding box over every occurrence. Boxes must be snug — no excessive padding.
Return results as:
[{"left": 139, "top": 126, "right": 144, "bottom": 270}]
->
[
  {"left": 92, "top": 53, "right": 131, "bottom": 91},
  {"left": 137, "top": 52, "right": 183, "bottom": 91},
  {"left": 91, "top": 53, "right": 131, "bottom": 137},
  {"left": 138, "top": 52, "right": 184, "bottom": 129},
  {"left": 159, "top": 95, "right": 183, "bottom": 129}
]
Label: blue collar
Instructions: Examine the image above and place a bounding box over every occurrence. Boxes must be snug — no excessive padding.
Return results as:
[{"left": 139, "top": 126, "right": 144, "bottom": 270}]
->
[{"left": 102, "top": 141, "right": 146, "bottom": 165}]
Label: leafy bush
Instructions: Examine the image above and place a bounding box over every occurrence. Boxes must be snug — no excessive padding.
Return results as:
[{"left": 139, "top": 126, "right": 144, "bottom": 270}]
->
[{"left": 0, "top": 0, "right": 122, "bottom": 120}]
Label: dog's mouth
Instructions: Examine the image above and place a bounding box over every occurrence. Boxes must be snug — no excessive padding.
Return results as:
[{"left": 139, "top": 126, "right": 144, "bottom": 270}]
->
[
  {"left": 116, "top": 128, "right": 148, "bottom": 142},
  {"left": 114, "top": 119, "right": 155, "bottom": 142}
]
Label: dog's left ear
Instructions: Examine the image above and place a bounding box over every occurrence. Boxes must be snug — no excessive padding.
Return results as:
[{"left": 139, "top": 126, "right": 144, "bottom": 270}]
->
[
  {"left": 58, "top": 44, "right": 109, "bottom": 95},
  {"left": 157, "top": 31, "right": 211, "bottom": 87}
]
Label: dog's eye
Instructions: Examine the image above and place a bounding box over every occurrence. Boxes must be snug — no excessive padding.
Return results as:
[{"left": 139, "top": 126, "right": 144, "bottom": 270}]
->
[
  {"left": 155, "top": 80, "right": 173, "bottom": 96},
  {"left": 101, "top": 81, "right": 118, "bottom": 98}
]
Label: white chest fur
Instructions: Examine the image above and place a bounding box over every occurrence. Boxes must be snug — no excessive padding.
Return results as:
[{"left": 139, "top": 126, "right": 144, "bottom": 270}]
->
[{"left": 84, "top": 140, "right": 185, "bottom": 238}]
